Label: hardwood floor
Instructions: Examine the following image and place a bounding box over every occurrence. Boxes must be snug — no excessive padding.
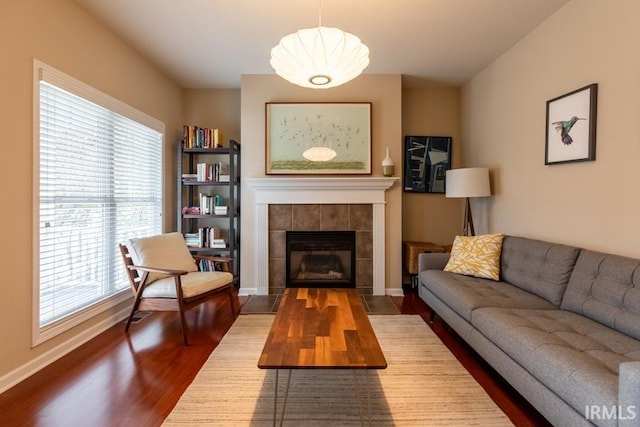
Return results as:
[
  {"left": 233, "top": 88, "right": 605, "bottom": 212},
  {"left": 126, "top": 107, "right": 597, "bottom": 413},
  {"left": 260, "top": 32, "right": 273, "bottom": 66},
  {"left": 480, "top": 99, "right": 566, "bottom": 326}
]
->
[{"left": 0, "top": 288, "right": 551, "bottom": 426}]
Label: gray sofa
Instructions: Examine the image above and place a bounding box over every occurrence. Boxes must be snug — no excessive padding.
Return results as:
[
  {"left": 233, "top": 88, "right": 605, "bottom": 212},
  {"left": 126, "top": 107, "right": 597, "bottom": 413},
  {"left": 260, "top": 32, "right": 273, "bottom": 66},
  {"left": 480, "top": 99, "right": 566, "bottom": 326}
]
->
[{"left": 418, "top": 235, "right": 640, "bottom": 427}]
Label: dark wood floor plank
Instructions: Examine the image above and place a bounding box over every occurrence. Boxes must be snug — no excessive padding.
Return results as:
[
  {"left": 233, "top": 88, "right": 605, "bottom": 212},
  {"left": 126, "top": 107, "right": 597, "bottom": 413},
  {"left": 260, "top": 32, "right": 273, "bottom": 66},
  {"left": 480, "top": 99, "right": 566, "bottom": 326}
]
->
[
  {"left": 0, "top": 287, "right": 550, "bottom": 427},
  {"left": 0, "top": 292, "right": 242, "bottom": 427}
]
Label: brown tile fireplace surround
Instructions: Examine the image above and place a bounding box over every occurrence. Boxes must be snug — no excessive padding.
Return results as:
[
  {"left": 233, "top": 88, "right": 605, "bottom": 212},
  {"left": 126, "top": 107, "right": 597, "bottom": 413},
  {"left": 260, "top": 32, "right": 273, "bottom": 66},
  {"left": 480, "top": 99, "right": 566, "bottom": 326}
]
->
[
  {"left": 269, "top": 204, "right": 373, "bottom": 295},
  {"left": 246, "top": 177, "right": 397, "bottom": 296}
]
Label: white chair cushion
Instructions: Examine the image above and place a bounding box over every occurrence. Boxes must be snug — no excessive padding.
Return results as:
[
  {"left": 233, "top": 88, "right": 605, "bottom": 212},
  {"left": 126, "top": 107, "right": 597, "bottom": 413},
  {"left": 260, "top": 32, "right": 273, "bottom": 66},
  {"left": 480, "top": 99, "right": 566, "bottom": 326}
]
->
[
  {"left": 142, "top": 271, "right": 234, "bottom": 299},
  {"left": 125, "top": 232, "right": 198, "bottom": 283}
]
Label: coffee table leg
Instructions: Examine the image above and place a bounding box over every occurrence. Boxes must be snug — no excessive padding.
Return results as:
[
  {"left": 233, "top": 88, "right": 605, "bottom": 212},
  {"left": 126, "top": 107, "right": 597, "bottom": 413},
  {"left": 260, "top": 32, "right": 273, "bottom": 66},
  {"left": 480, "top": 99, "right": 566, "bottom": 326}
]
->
[
  {"left": 353, "top": 370, "right": 372, "bottom": 426},
  {"left": 273, "top": 369, "right": 278, "bottom": 427},
  {"left": 278, "top": 370, "right": 292, "bottom": 427},
  {"left": 366, "top": 370, "right": 371, "bottom": 425},
  {"left": 272, "top": 369, "right": 293, "bottom": 427},
  {"left": 353, "top": 370, "right": 366, "bottom": 426}
]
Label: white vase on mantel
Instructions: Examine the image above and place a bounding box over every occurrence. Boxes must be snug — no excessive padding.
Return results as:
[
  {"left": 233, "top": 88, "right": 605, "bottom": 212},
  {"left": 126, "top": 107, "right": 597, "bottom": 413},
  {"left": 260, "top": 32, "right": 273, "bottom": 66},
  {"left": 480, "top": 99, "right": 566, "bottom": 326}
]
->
[{"left": 382, "top": 146, "right": 395, "bottom": 177}]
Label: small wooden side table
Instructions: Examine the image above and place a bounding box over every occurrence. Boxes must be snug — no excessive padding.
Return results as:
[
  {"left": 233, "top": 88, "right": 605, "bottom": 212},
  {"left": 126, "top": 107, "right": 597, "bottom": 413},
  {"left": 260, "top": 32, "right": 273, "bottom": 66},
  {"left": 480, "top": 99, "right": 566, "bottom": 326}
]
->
[{"left": 403, "top": 241, "right": 446, "bottom": 288}]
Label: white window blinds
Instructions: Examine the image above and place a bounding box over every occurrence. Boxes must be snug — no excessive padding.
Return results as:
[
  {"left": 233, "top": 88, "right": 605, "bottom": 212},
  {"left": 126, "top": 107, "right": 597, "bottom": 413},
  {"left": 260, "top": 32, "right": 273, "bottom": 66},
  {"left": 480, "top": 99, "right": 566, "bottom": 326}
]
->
[{"left": 36, "top": 62, "right": 163, "bottom": 340}]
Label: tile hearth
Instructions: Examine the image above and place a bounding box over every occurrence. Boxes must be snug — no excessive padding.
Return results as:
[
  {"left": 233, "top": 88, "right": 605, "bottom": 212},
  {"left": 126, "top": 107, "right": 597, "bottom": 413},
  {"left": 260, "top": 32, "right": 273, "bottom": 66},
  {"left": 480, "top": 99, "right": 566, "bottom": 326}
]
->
[{"left": 240, "top": 294, "right": 401, "bottom": 315}]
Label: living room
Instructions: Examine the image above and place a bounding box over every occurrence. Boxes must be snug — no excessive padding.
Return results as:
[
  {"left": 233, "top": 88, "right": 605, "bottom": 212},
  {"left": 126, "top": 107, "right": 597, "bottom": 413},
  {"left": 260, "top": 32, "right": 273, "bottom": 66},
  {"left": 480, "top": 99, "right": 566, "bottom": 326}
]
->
[{"left": 2, "top": 0, "right": 640, "bottom": 425}]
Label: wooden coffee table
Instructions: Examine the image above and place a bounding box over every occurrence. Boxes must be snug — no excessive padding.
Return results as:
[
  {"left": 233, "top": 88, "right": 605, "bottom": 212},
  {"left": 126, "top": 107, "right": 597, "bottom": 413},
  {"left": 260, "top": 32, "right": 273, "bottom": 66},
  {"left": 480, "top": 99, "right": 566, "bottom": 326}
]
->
[{"left": 258, "top": 288, "right": 387, "bottom": 426}]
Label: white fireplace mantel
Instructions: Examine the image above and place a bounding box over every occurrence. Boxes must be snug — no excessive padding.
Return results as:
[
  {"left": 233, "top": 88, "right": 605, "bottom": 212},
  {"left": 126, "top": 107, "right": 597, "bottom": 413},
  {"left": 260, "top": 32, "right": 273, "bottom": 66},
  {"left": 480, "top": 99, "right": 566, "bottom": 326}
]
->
[{"left": 246, "top": 177, "right": 398, "bottom": 295}]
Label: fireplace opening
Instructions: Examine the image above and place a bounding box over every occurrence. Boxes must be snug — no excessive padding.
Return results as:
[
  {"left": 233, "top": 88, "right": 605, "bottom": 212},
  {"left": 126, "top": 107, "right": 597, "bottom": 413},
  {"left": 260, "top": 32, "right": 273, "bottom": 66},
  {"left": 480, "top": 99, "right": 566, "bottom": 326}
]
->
[{"left": 286, "top": 231, "right": 356, "bottom": 288}]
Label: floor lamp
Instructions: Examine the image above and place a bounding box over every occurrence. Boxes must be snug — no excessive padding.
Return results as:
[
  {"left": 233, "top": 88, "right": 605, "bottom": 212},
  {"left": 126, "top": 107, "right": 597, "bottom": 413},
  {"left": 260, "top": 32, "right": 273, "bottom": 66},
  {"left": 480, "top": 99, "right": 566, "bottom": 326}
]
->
[{"left": 445, "top": 168, "right": 491, "bottom": 236}]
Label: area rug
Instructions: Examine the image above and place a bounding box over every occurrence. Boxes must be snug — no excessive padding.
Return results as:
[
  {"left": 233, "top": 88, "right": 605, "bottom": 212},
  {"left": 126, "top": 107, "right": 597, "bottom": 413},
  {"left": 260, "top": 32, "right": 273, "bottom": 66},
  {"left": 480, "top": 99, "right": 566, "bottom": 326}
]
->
[{"left": 163, "top": 314, "right": 512, "bottom": 426}]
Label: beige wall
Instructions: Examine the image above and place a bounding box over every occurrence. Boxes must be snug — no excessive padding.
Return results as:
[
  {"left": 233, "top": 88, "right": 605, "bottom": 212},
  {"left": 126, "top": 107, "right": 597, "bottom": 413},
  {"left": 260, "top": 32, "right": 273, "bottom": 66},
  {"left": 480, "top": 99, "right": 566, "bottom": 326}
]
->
[
  {"left": 240, "top": 74, "right": 404, "bottom": 293},
  {"left": 461, "top": 0, "right": 640, "bottom": 258},
  {"left": 402, "top": 86, "right": 462, "bottom": 247},
  {"left": 0, "top": 0, "right": 182, "bottom": 383},
  {"left": 183, "top": 89, "right": 241, "bottom": 142}
]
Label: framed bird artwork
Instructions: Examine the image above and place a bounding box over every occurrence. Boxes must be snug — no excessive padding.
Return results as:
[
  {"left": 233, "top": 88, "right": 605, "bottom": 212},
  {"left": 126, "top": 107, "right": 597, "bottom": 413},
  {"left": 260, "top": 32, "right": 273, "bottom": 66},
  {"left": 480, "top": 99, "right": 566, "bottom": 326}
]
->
[
  {"left": 265, "top": 102, "right": 372, "bottom": 175},
  {"left": 545, "top": 83, "right": 597, "bottom": 165}
]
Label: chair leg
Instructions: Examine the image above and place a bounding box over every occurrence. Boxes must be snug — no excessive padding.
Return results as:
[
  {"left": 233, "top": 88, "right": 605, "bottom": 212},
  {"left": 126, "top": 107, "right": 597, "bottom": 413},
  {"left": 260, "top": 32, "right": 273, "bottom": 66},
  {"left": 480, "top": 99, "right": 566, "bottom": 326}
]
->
[
  {"left": 124, "top": 298, "right": 142, "bottom": 332},
  {"left": 228, "top": 286, "right": 237, "bottom": 316},
  {"left": 178, "top": 308, "right": 189, "bottom": 345},
  {"left": 124, "top": 307, "right": 137, "bottom": 332}
]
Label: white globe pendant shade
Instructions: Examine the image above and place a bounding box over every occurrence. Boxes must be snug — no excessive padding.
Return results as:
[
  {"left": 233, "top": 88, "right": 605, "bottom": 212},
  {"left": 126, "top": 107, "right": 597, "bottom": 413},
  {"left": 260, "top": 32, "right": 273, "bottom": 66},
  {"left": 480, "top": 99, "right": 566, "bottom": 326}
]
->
[
  {"left": 270, "top": 26, "right": 369, "bottom": 89},
  {"left": 302, "top": 146, "right": 337, "bottom": 161}
]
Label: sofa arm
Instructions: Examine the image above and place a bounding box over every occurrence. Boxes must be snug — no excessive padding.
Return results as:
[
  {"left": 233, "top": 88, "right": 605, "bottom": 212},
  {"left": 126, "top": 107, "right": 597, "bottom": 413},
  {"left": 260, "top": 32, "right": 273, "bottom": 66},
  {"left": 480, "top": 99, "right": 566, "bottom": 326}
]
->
[
  {"left": 418, "top": 252, "right": 450, "bottom": 273},
  {"left": 619, "top": 361, "right": 640, "bottom": 426}
]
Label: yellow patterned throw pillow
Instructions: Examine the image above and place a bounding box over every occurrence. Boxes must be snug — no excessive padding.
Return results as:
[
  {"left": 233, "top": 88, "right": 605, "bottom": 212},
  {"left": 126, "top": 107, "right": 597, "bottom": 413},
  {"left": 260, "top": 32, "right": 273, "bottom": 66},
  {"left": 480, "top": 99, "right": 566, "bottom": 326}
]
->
[{"left": 443, "top": 233, "right": 505, "bottom": 281}]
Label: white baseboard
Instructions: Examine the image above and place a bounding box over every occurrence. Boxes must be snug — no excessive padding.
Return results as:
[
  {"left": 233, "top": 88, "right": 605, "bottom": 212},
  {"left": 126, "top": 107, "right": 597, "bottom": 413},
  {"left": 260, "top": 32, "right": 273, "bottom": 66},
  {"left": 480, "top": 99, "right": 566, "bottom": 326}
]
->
[
  {"left": 0, "top": 307, "right": 130, "bottom": 394},
  {"left": 385, "top": 287, "right": 405, "bottom": 297},
  {"left": 238, "top": 287, "right": 258, "bottom": 296}
]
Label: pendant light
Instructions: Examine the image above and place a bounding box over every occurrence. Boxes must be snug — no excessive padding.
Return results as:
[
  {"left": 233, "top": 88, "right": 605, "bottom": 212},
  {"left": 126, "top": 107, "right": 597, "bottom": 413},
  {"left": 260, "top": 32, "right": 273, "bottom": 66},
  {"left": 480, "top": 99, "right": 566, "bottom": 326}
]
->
[{"left": 270, "top": 1, "right": 369, "bottom": 89}]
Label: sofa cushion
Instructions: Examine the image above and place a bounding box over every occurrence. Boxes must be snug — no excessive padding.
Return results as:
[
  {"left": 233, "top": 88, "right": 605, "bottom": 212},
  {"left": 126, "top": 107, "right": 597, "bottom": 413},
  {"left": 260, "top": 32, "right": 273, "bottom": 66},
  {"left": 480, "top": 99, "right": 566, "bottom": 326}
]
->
[
  {"left": 444, "top": 233, "right": 504, "bottom": 281},
  {"left": 420, "top": 270, "right": 556, "bottom": 322},
  {"left": 472, "top": 307, "right": 640, "bottom": 416},
  {"left": 500, "top": 236, "right": 580, "bottom": 305},
  {"left": 562, "top": 249, "right": 640, "bottom": 341}
]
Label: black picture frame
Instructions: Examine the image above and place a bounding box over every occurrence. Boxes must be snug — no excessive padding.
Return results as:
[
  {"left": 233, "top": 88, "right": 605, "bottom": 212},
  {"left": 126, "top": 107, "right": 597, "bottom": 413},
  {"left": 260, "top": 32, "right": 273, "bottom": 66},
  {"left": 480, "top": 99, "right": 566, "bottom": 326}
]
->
[
  {"left": 545, "top": 83, "right": 597, "bottom": 165},
  {"left": 403, "top": 136, "right": 452, "bottom": 193}
]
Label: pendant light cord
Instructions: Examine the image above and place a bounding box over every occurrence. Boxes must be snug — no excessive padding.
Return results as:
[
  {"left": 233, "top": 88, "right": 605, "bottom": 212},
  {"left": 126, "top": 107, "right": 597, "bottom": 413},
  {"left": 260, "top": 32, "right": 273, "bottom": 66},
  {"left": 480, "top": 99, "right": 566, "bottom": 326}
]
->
[{"left": 318, "top": 0, "right": 322, "bottom": 27}]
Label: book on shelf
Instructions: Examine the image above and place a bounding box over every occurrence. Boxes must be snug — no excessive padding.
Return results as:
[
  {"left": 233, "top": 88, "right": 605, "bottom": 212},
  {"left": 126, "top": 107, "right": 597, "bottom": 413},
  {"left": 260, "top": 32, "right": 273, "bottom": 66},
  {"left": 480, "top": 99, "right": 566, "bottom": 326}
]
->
[
  {"left": 184, "top": 233, "right": 200, "bottom": 247},
  {"left": 214, "top": 205, "right": 228, "bottom": 215},
  {"left": 209, "top": 238, "right": 227, "bottom": 249},
  {"left": 183, "top": 125, "right": 223, "bottom": 149},
  {"left": 199, "top": 193, "right": 212, "bottom": 214},
  {"left": 194, "top": 227, "right": 223, "bottom": 248},
  {"left": 197, "top": 258, "right": 226, "bottom": 272},
  {"left": 184, "top": 231, "right": 224, "bottom": 249},
  {"left": 182, "top": 206, "right": 201, "bottom": 215},
  {"left": 195, "top": 161, "right": 229, "bottom": 182},
  {"left": 192, "top": 196, "right": 228, "bottom": 216}
]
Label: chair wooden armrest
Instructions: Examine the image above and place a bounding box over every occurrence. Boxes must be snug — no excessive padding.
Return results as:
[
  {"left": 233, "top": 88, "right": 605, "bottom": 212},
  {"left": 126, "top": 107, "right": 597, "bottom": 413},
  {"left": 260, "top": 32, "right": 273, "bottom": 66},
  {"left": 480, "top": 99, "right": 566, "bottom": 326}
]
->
[{"left": 127, "top": 265, "right": 189, "bottom": 276}]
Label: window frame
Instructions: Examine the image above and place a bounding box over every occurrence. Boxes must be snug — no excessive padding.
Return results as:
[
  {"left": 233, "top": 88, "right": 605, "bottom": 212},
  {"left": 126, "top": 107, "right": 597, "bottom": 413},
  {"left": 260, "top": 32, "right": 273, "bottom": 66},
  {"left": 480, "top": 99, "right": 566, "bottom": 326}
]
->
[{"left": 32, "top": 60, "right": 165, "bottom": 346}]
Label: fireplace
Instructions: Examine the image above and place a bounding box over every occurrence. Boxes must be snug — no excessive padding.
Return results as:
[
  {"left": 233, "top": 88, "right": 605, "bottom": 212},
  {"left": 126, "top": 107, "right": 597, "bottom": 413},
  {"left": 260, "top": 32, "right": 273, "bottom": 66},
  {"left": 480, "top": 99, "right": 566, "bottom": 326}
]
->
[
  {"left": 246, "top": 177, "right": 397, "bottom": 295},
  {"left": 286, "top": 231, "right": 356, "bottom": 288}
]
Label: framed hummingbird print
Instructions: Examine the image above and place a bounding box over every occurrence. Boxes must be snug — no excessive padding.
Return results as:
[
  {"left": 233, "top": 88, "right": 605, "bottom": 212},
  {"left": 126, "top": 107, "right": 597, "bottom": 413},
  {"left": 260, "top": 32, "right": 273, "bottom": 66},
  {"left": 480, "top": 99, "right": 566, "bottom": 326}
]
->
[{"left": 545, "top": 83, "right": 597, "bottom": 165}]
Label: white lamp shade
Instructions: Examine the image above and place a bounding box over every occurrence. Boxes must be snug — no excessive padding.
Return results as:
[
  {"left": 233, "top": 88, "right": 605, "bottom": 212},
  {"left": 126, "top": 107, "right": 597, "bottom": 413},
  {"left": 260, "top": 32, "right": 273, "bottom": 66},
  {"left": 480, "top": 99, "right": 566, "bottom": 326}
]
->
[
  {"left": 446, "top": 168, "right": 491, "bottom": 198},
  {"left": 270, "top": 26, "right": 369, "bottom": 89}
]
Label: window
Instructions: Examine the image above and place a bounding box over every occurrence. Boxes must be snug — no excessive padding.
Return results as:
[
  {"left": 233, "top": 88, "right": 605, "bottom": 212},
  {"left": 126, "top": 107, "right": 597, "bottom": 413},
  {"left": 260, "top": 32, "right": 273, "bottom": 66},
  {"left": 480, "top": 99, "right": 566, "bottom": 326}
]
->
[{"left": 34, "top": 61, "right": 164, "bottom": 345}]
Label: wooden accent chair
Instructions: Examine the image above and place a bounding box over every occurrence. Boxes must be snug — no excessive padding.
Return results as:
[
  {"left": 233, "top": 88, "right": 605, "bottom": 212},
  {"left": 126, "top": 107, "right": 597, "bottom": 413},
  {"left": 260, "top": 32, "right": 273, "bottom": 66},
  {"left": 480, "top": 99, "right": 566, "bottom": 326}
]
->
[{"left": 119, "top": 232, "right": 236, "bottom": 345}]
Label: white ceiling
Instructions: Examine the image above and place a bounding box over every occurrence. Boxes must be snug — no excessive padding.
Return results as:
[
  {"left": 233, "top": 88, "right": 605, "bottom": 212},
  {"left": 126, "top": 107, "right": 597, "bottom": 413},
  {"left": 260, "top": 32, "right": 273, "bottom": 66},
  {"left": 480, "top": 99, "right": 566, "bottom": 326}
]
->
[{"left": 72, "top": 0, "right": 569, "bottom": 89}]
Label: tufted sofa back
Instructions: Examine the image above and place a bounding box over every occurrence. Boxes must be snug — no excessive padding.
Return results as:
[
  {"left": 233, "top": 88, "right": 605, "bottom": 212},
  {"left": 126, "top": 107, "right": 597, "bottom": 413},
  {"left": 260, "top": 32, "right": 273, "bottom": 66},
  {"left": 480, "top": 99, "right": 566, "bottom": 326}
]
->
[
  {"left": 561, "top": 249, "right": 640, "bottom": 340},
  {"left": 500, "top": 236, "right": 581, "bottom": 306}
]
